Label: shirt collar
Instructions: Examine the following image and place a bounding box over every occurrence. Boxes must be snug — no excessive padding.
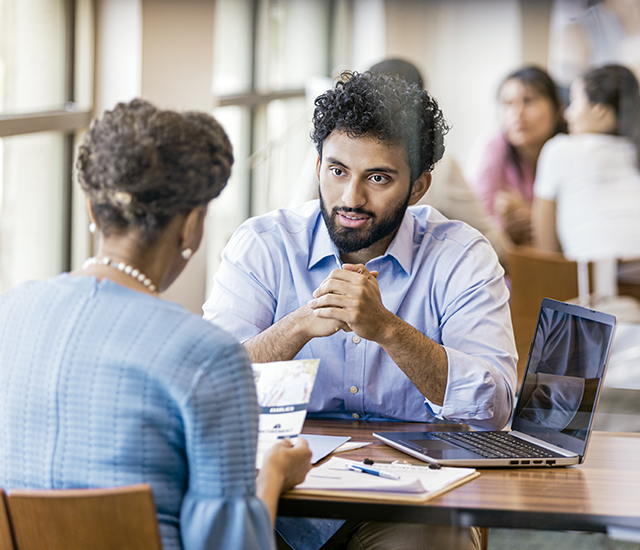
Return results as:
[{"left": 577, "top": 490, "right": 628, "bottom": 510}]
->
[
  {"left": 309, "top": 212, "right": 341, "bottom": 270},
  {"left": 308, "top": 208, "right": 416, "bottom": 275}
]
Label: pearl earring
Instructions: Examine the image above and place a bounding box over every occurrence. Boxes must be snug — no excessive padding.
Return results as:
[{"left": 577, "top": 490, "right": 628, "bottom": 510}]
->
[
  {"left": 181, "top": 248, "right": 193, "bottom": 260},
  {"left": 89, "top": 222, "right": 97, "bottom": 234}
]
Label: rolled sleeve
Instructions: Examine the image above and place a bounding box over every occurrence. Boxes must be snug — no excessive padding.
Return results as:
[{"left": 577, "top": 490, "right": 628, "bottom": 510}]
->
[{"left": 423, "top": 237, "right": 518, "bottom": 431}]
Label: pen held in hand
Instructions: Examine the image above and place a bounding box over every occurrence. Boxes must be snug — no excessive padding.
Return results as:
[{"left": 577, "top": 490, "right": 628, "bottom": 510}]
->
[{"left": 345, "top": 462, "right": 400, "bottom": 480}]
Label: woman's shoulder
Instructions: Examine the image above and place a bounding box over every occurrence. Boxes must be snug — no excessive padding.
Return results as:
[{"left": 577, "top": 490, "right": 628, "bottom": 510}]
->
[
  {"left": 465, "top": 130, "right": 510, "bottom": 179},
  {"left": 541, "top": 133, "right": 630, "bottom": 160},
  {"left": 135, "top": 295, "right": 247, "bottom": 365},
  {"left": 468, "top": 130, "right": 508, "bottom": 157},
  {"left": 67, "top": 275, "right": 249, "bottom": 379},
  {"left": 539, "top": 133, "right": 577, "bottom": 160}
]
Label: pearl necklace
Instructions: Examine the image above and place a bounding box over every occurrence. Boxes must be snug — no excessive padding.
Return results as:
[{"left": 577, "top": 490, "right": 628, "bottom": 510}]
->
[{"left": 83, "top": 256, "right": 159, "bottom": 294}]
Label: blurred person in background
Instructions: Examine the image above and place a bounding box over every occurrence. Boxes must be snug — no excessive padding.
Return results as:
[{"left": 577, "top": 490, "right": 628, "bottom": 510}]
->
[
  {"left": 466, "top": 66, "right": 567, "bottom": 246},
  {"left": 533, "top": 63, "right": 640, "bottom": 261},
  {"left": 549, "top": 0, "right": 640, "bottom": 102}
]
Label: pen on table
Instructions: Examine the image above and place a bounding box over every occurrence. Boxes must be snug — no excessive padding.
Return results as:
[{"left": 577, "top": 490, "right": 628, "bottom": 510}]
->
[{"left": 345, "top": 462, "right": 400, "bottom": 480}]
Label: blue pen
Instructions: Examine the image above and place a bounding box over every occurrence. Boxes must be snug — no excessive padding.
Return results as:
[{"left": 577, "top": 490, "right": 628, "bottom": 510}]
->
[{"left": 345, "top": 462, "right": 400, "bottom": 480}]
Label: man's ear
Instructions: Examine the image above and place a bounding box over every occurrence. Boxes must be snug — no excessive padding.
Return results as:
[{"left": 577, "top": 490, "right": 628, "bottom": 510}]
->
[
  {"left": 408, "top": 171, "right": 432, "bottom": 206},
  {"left": 315, "top": 154, "right": 322, "bottom": 182}
]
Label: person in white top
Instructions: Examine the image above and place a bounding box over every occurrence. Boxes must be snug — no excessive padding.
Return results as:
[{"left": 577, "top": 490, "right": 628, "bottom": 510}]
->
[{"left": 533, "top": 63, "right": 640, "bottom": 262}]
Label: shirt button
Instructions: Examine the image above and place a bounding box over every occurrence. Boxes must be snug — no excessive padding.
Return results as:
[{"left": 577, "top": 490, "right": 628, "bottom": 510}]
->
[
  {"left": 352, "top": 413, "right": 360, "bottom": 419},
  {"left": 350, "top": 386, "right": 358, "bottom": 394},
  {"left": 352, "top": 336, "right": 361, "bottom": 344}
]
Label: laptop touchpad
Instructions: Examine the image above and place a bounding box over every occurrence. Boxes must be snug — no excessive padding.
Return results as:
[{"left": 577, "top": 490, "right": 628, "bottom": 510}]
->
[{"left": 408, "top": 437, "right": 479, "bottom": 460}]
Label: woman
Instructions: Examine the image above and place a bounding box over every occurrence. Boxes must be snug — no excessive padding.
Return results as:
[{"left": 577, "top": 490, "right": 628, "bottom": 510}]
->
[
  {"left": 533, "top": 64, "right": 640, "bottom": 261},
  {"left": 466, "top": 66, "right": 566, "bottom": 246},
  {"left": 0, "top": 99, "right": 311, "bottom": 550}
]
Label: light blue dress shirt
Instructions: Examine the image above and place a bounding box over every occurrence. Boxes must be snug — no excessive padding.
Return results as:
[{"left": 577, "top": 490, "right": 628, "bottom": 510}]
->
[
  {"left": 204, "top": 201, "right": 517, "bottom": 432},
  {"left": 0, "top": 274, "right": 274, "bottom": 550}
]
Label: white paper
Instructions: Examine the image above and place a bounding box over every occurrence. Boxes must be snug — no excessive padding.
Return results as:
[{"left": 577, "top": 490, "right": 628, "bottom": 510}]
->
[
  {"left": 300, "top": 434, "right": 352, "bottom": 464},
  {"left": 294, "top": 457, "right": 476, "bottom": 495},
  {"left": 252, "top": 359, "right": 320, "bottom": 468}
]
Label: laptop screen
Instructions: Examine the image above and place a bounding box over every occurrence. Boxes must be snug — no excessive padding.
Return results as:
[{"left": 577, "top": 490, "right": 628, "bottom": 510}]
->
[{"left": 512, "top": 299, "right": 616, "bottom": 455}]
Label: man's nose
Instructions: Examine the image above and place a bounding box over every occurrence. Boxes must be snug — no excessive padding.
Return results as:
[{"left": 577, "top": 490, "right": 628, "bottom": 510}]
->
[{"left": 341, "top": 179, "right": 367, "bottom": 208}]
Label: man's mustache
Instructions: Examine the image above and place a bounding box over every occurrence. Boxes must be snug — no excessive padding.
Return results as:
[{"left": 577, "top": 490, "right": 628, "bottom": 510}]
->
[{"left": 333, "top": 207, "right": 375, "bottom": 218}]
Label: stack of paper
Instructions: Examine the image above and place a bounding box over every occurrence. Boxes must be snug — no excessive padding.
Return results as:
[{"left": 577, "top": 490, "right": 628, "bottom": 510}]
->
[{"left": 289, "top": 457, "right": 479, "bottom": 502}]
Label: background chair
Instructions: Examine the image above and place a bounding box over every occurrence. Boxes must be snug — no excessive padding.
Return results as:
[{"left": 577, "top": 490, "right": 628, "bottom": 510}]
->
[
  {"left": 0, "top": 489, "right": 15, "bottom": 550},
  {"left": 507, "top": 246, "right": 590, "bottom": 388},
  {"left": 5, "top": 484, "right": 162, "bottom": 550},
  {"left": 507, "top": 247, "right": 640, "bottom": 436}
]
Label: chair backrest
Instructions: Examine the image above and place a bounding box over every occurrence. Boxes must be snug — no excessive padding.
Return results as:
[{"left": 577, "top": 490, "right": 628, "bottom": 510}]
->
[
  {"left": 508, "top": 246, "right": 586, "bottom": 319},
  {"left": 6, "top": 484, "right": 162, "bottom": 550},
  {"left": 507, "top": 246, "right": 592, "bottom": 387},
  {"left": 0, "top": 489, "right": 15, "bottom": 550}
]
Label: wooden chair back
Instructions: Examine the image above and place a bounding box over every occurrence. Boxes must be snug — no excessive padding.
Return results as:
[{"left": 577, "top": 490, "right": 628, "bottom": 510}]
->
[
  {"left": 0, "top": 489, "right": 15, "bottom": 550},
  {"left": 6, "top": 484, "right": 162, "bottom": 550},
  {"left": 508, "top": 248, "right": 640, "bottom": 389},
  {"left": 507, "top": 247, "right": 591, "bottom": 388}
]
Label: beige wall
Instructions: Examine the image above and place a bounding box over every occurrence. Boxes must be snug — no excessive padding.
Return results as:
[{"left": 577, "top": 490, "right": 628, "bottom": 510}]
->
[
  {"left": 140, "top": 0, "right": 215, "bottom": 314},
  {"left": 94, "top": 0, "right": 215, "bottom": 314},
  {"left": 521, "top": 0, "right": 552, "bottom": 68}
]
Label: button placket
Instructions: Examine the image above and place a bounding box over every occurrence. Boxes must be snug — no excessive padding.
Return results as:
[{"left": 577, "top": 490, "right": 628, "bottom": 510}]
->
[{"left": 345, "top": 334, "right": 365, "bottom": 418}]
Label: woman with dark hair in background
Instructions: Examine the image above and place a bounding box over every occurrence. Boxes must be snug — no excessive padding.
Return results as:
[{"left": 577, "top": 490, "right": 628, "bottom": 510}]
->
[
  {"left": 0, "top": 99, "right": 311, "bottom": 550},
  {"left": 466, "top": 66, "right": 567, "bottom": 246},
  {"left": 533, "top": 64, "right": 640, "bottom": 261}
]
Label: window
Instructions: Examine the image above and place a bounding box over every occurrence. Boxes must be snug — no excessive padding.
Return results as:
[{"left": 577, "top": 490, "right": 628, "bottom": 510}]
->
[
  {"left": 0, "top": 0, "right": 93, "bottom": 293},
  {"left": 207, "top": 0, "right": 348, "bottom": 288}
]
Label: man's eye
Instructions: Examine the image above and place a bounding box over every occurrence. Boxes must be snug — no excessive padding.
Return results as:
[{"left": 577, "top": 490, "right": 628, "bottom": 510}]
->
[
  {"left": 371, "top": 175, "right": 387, "bottom": 184},
  {"left": 331, "top": 168, "right": 344, "bottom": 176}
]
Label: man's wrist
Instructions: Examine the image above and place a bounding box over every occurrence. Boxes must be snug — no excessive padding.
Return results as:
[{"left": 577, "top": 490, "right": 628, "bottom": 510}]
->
[{"left": 373, "top": 312, "right": 403, "bottom": 348}]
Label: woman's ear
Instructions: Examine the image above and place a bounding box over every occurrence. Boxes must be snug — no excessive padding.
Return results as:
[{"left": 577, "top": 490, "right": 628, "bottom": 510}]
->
[
  {"left": 181, "top": 205, "right": 208, "bottom": 254},
  {"left": 86, "top": 198, "right": 97, "bottom": 224},
  {"left": 592, "top": 103, "right": 617, "bottom": 133},
  {"left": 408, "top": 171, "right": 432, "bottom": 205}
]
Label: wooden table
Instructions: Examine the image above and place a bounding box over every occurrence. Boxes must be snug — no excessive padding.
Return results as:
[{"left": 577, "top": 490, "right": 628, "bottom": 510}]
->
[{"left": 278, "top": 419, "right": 640, "bottom": 535}]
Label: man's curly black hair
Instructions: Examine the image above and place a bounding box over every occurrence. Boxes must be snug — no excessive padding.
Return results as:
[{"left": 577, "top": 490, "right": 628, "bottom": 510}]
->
[
  {"left": 77, "top": 98, "right": 233, "bottom": 246},
  {"left": 312, "top": 71, "right": 449, "bottom": 184}
]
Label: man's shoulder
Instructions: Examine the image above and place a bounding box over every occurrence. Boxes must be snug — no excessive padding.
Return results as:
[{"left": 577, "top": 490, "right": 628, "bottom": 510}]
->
[
  {"left": 242, "top": 200, "right": 321, "bottom": 237},
  {"left": 409, "top": 204, "right": 485, "bottom": 247}
]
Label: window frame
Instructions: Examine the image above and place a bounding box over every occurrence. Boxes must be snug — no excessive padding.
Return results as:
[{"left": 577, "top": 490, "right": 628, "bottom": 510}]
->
[{"left": 0, "top": 0, "right": 92, "bottom": 275}]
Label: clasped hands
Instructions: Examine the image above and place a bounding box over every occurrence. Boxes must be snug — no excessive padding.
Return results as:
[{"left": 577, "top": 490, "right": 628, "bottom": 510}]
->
[{"left": 305, "top": 263, "right": 391, "bottom": 342}]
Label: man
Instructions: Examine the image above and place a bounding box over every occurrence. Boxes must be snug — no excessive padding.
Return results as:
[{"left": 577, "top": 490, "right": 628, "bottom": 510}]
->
[
  {"left": 291, "top": 58, "right": 510, "bottom": 266},
  {"left": 204, "top": 72, "right": 517, "bottom": 549}
]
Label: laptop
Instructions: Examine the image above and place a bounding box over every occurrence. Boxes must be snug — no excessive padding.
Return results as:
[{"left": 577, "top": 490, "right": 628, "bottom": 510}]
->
[{"left": 374, "top": 298, "right": 617, "bottom": 467}]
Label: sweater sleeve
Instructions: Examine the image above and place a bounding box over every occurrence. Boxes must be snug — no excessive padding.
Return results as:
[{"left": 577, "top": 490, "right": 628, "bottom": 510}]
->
[{"left": 179, "top": 334, "right": 275, "bottom": 550}]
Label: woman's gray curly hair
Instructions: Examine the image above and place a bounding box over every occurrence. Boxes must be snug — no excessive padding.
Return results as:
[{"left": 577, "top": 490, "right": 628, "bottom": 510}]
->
[{"left": 77, "top": 98, "right": 233, "bottom": 245}]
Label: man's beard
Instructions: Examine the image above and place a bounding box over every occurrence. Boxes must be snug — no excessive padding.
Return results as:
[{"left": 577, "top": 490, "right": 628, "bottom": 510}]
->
[{"left": 319, "top": 187, "right": 411, "bottom": 254}]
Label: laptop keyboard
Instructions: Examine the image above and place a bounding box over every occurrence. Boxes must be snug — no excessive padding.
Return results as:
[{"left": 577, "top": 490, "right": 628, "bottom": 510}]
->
[{"left": 432, "top": 431, "right": 558, "bottom": 459}]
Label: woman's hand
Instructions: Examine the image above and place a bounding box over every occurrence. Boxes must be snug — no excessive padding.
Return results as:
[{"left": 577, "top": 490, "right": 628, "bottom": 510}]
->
[
  {"left": 256, "top": 437, "right": 312, "bottom": 524},
  {"left": 495, "top": 189, "right": 533, "bottom": 245},
  {"left": 263, "top": 437, "right": 312, "bottom": 490}
]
